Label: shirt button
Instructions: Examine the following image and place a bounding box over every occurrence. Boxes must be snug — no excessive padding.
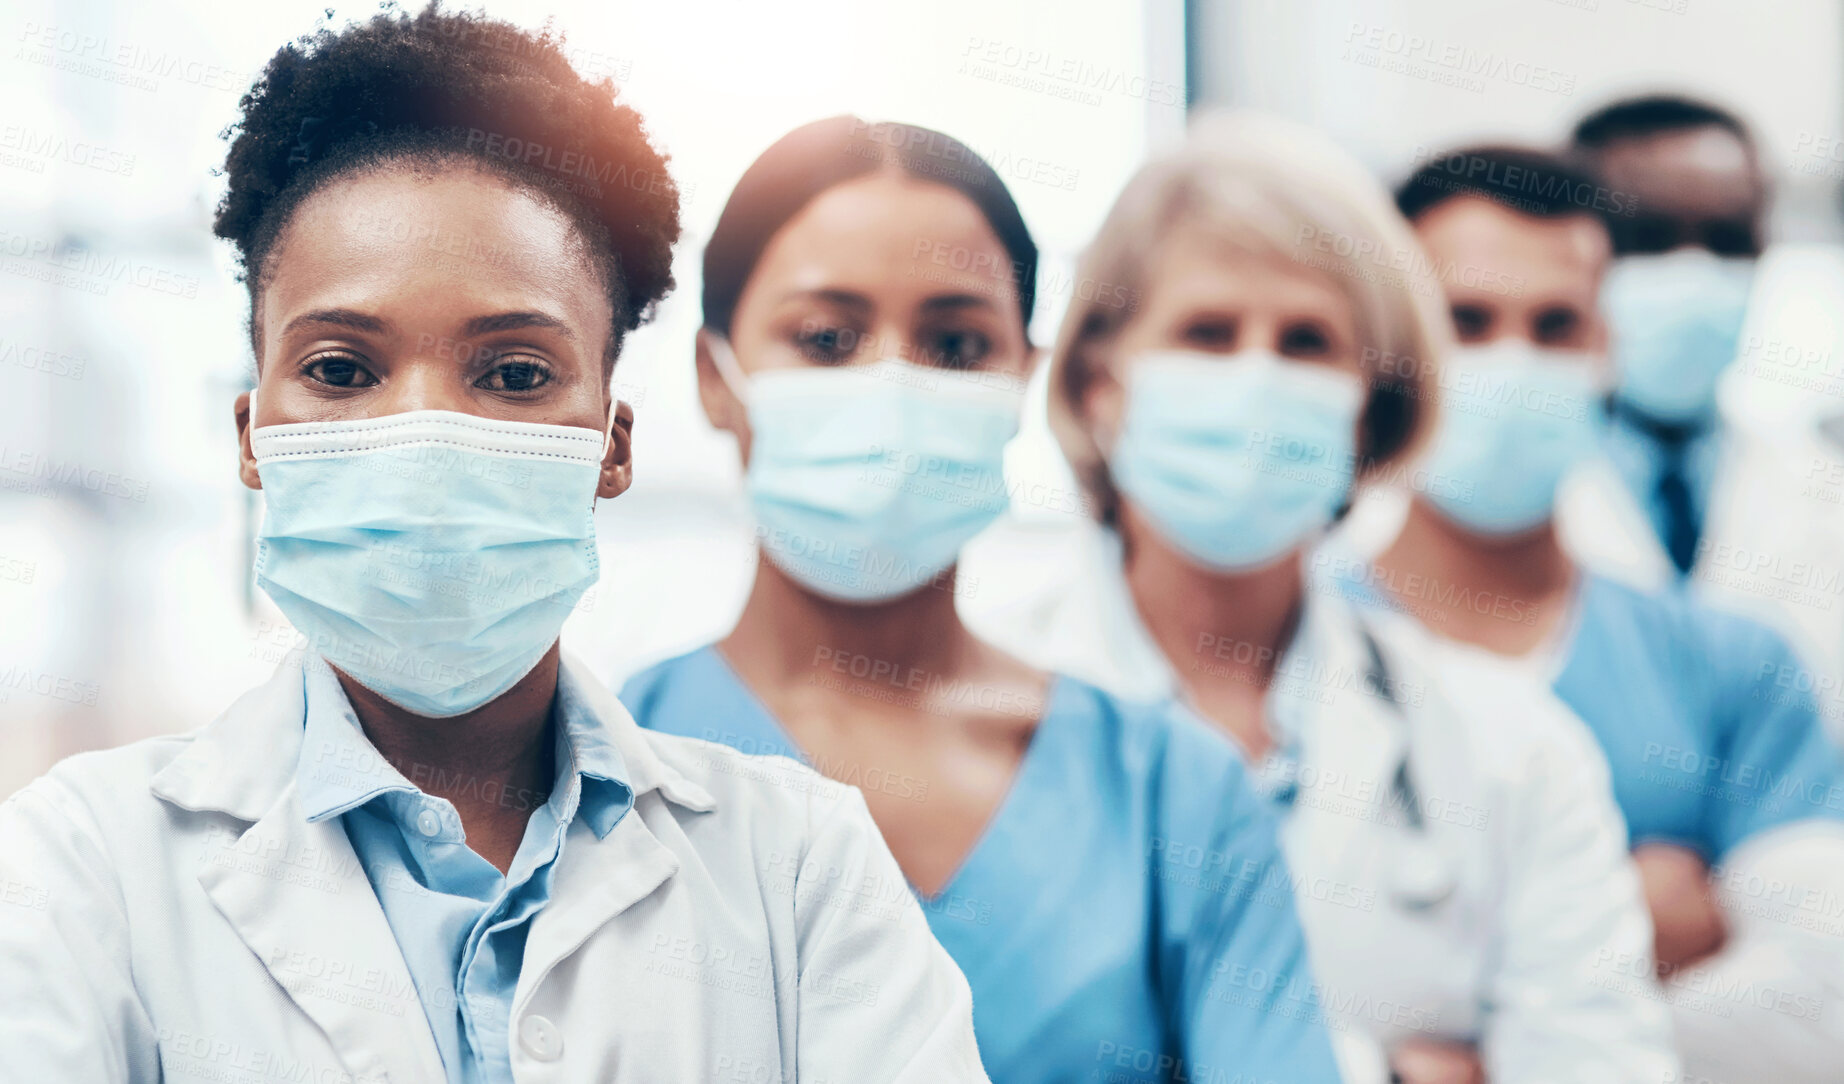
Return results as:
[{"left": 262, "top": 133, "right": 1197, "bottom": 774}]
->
[
  {"left": 518, "top": 1014, "right": 564, "bottom": 1061},
  {"left": 415, "top": 809, "right": 442, "bottom": 838}
]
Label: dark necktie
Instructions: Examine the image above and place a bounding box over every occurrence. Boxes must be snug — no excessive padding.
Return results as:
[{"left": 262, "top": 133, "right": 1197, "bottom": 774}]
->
[{"left": 1612, "top": 398, "right": 1705, "bottom": 575}]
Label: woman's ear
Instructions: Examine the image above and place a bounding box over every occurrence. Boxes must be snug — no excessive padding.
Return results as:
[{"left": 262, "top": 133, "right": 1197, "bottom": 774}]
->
[
  {"left": 695, "top": 330, "right": 751, "bottom": 448},
  {"left": 235, "top": 390, "right": 262, "bottom": 491},
  {"left": 597, "top": 398, "right": 635, "bottom": 500},
  {"left": 1077, "top": 356, "right": 1126, "bottom": 453}
]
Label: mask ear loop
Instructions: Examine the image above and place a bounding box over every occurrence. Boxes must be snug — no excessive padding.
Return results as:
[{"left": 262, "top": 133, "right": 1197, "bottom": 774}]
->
[
  {"left": 600, "top": 391, "right": 619, "bottom": 461},
  {"left": 701, "top": 330, "right": 753, "bottom": 409}
]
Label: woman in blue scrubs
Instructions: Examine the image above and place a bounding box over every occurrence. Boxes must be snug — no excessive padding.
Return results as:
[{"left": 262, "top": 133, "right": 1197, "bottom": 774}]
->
[
  {"left": 621, "top": 116, "right": 1343, "bottom": 1084},
  {"left": 1348, "top": 142, "right": 1844, "bottom": 1082}
]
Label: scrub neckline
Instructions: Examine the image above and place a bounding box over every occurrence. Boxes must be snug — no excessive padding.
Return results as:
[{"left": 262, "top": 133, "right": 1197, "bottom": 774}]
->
[{"left": 702, "top": 642, "right": 1066, "bottom": 907}]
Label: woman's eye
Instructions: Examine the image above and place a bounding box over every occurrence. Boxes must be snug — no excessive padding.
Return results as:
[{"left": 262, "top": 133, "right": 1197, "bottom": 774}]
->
[
  {"left": 1179, "top": 317, "right": 1237, "bottom": 351},
  {"left": 476, "top": 356, "right": 553, "bottom": 392},
  {"left": 303, "top": 354, "right": 378, "bottom": 388},
  {"left": 924, "top": 328, "right": 991, "bottom": 369},
  {"left": 1532, "top": 306, "right": 1581, "bottom": 346},
  {"left": 1278, "top": 320, "right": 1332, "bottom": 357},
  {"left": 1450, "top": 304, "right": 1493, "bottom": 343},
  {"left": 793, "top": 325, "right": 858, "bottom": 365}
]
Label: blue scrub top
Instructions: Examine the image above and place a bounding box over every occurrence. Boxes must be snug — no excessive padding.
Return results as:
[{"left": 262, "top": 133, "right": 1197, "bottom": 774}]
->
[
  {"left": 622, "top": 646, "right": 1343, "bottom": 1084},
  {"left": 1551, "top": 575, "right": 1844, "bottom": 861}
]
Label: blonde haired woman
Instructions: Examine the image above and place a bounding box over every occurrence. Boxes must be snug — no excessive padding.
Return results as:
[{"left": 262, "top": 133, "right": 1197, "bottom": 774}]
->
[{"left": 963, "top": 112, "right": 1679, "bottom": 1083}]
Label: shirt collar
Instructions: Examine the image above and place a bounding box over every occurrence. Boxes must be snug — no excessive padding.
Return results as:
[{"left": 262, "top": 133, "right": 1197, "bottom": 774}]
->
[
  {"left": 551, "top": 659, "right": 633, "bottom": 838},
  {"left": 294, "top": 655, "right": 634, "bottom": 840}
]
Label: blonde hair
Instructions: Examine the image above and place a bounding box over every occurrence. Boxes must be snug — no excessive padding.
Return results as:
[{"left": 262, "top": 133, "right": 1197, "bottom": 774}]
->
[{"left": 1048, "top": 110, "right": 1452, "bottom": 523}]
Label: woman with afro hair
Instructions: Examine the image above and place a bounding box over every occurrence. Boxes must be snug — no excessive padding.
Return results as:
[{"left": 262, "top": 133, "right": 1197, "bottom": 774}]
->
[{"left": 0, "top": 6, "right": 989, "bottom": 1082}]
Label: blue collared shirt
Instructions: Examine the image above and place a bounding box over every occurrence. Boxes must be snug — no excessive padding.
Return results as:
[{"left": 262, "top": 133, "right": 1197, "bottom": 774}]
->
[{"left": 295, "top": 658, "right": 634, "bottom": 1084}]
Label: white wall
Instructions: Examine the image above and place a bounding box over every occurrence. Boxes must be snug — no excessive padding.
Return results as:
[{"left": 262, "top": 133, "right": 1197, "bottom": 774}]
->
[{"left": 1191, "top": 0, "right": 1843, "bottom": 239}]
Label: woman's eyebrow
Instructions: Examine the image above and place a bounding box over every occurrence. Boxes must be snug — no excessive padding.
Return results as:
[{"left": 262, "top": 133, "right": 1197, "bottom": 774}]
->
[
  {"left": 281, "top": 308, "right": 390, "bottom": 337},
  {"left": 920, "top": 293, "right": 998, "bottom": 313},
  {"left": 775, "top": 288, "right": 871, "bottom": 311},
  {"left": 461, "top": 310, "right": 576, "bottom": 339}
]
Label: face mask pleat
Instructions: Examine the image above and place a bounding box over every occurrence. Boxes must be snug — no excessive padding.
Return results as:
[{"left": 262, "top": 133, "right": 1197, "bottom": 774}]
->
[
  {"left": 1420, "top": 341, "right": 1603, "bottom": 535},
  {"left": 252, "top": 409, "right": 603, "bottom": 718},
  {"left": 738, "top": 358, "right": 1023, "bottom": 604},
  {"left": 1110, "top": 351, "right": 1363, "bottom": 572}
]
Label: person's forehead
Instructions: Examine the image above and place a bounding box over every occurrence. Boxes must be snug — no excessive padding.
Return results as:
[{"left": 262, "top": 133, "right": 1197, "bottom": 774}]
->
[
  {"left": 262, "top": 169, "right": 613, "bottom": 332},
  {"left": 1147, "top": 232, "right": 1350, "bottom": 311},
  {"left": 1418, "top": 196, "right": 1609, "bottom": 282},
  {"left": 748, "top": 173, "right": 1016, "bottom": 300},
  {"left": 1595, "top": 127, "right": 1761, "bottom": 219}
]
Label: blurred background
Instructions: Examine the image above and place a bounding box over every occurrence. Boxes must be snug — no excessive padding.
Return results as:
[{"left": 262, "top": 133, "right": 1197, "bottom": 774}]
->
[{"left": 2, "top": 0, "right": 1839, "bottom": 797}]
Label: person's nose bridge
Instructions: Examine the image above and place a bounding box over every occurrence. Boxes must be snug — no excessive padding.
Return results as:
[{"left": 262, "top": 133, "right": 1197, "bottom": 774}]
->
[
  {"left": 1241, "top": 311, "right": 1280, "bottom": 354},
  {"left": 863, "top": 318, "right": 916, "bottom": 364},
  {"left": 378, "top": 350, "right": 473, "bottom": 415}
]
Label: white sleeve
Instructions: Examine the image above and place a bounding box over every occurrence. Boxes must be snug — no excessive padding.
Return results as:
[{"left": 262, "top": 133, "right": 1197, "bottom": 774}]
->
[
  {"left": 0, "top": 779, "right": 153, "bottom": 1084},
  {"left": 792, "top": 785, "right": 989, "bottom": 1083},
  {"left": 1481, "top": 696, "right": 1682, "bottom": 1084},
  {"left": 1670, "top": 821, "right": 1844, "bottom": 1084}
]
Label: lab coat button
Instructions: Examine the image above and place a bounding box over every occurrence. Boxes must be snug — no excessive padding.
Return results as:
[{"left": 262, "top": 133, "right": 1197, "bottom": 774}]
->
[
  {"left": 415, "top": 809, "right": 442, "bottom": 838},
  {"left": 519, "top": 1014, "right": 563, "bottom": 1061}
]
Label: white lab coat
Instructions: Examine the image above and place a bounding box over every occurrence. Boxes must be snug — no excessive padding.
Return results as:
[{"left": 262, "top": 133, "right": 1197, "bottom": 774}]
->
[
  {"left": 0, "top": 649, "right": 988, "bottom": 1084},
  {"left": 1681, "top": 244, "right": 1844, "bottom": 747},
  {"left": 959, "top": 521, "right": 1679, "bottom": 1084}
]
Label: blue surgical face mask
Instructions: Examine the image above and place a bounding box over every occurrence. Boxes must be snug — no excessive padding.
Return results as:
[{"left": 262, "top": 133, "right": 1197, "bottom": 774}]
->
[
  {"left": 1108, "top": 350, "right": 1363, "bottom": 572},
  {"left": 251, "top": 400, "right": 607, "bottom": 717},
  {"left": 1420, "top": 340, "right": 1604, "bottom": 536},
  {"left": 709, "top": 336, "right": 1023, "bottom": 604},
  {"left": 1602, "top": 249, "right": 1755, "bottom": 423}
]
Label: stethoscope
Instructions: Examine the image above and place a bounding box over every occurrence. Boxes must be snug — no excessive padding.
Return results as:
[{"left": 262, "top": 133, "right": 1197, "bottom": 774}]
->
[{"left": 1353, "top": 623, "right": 1460, "bottom": 912}]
